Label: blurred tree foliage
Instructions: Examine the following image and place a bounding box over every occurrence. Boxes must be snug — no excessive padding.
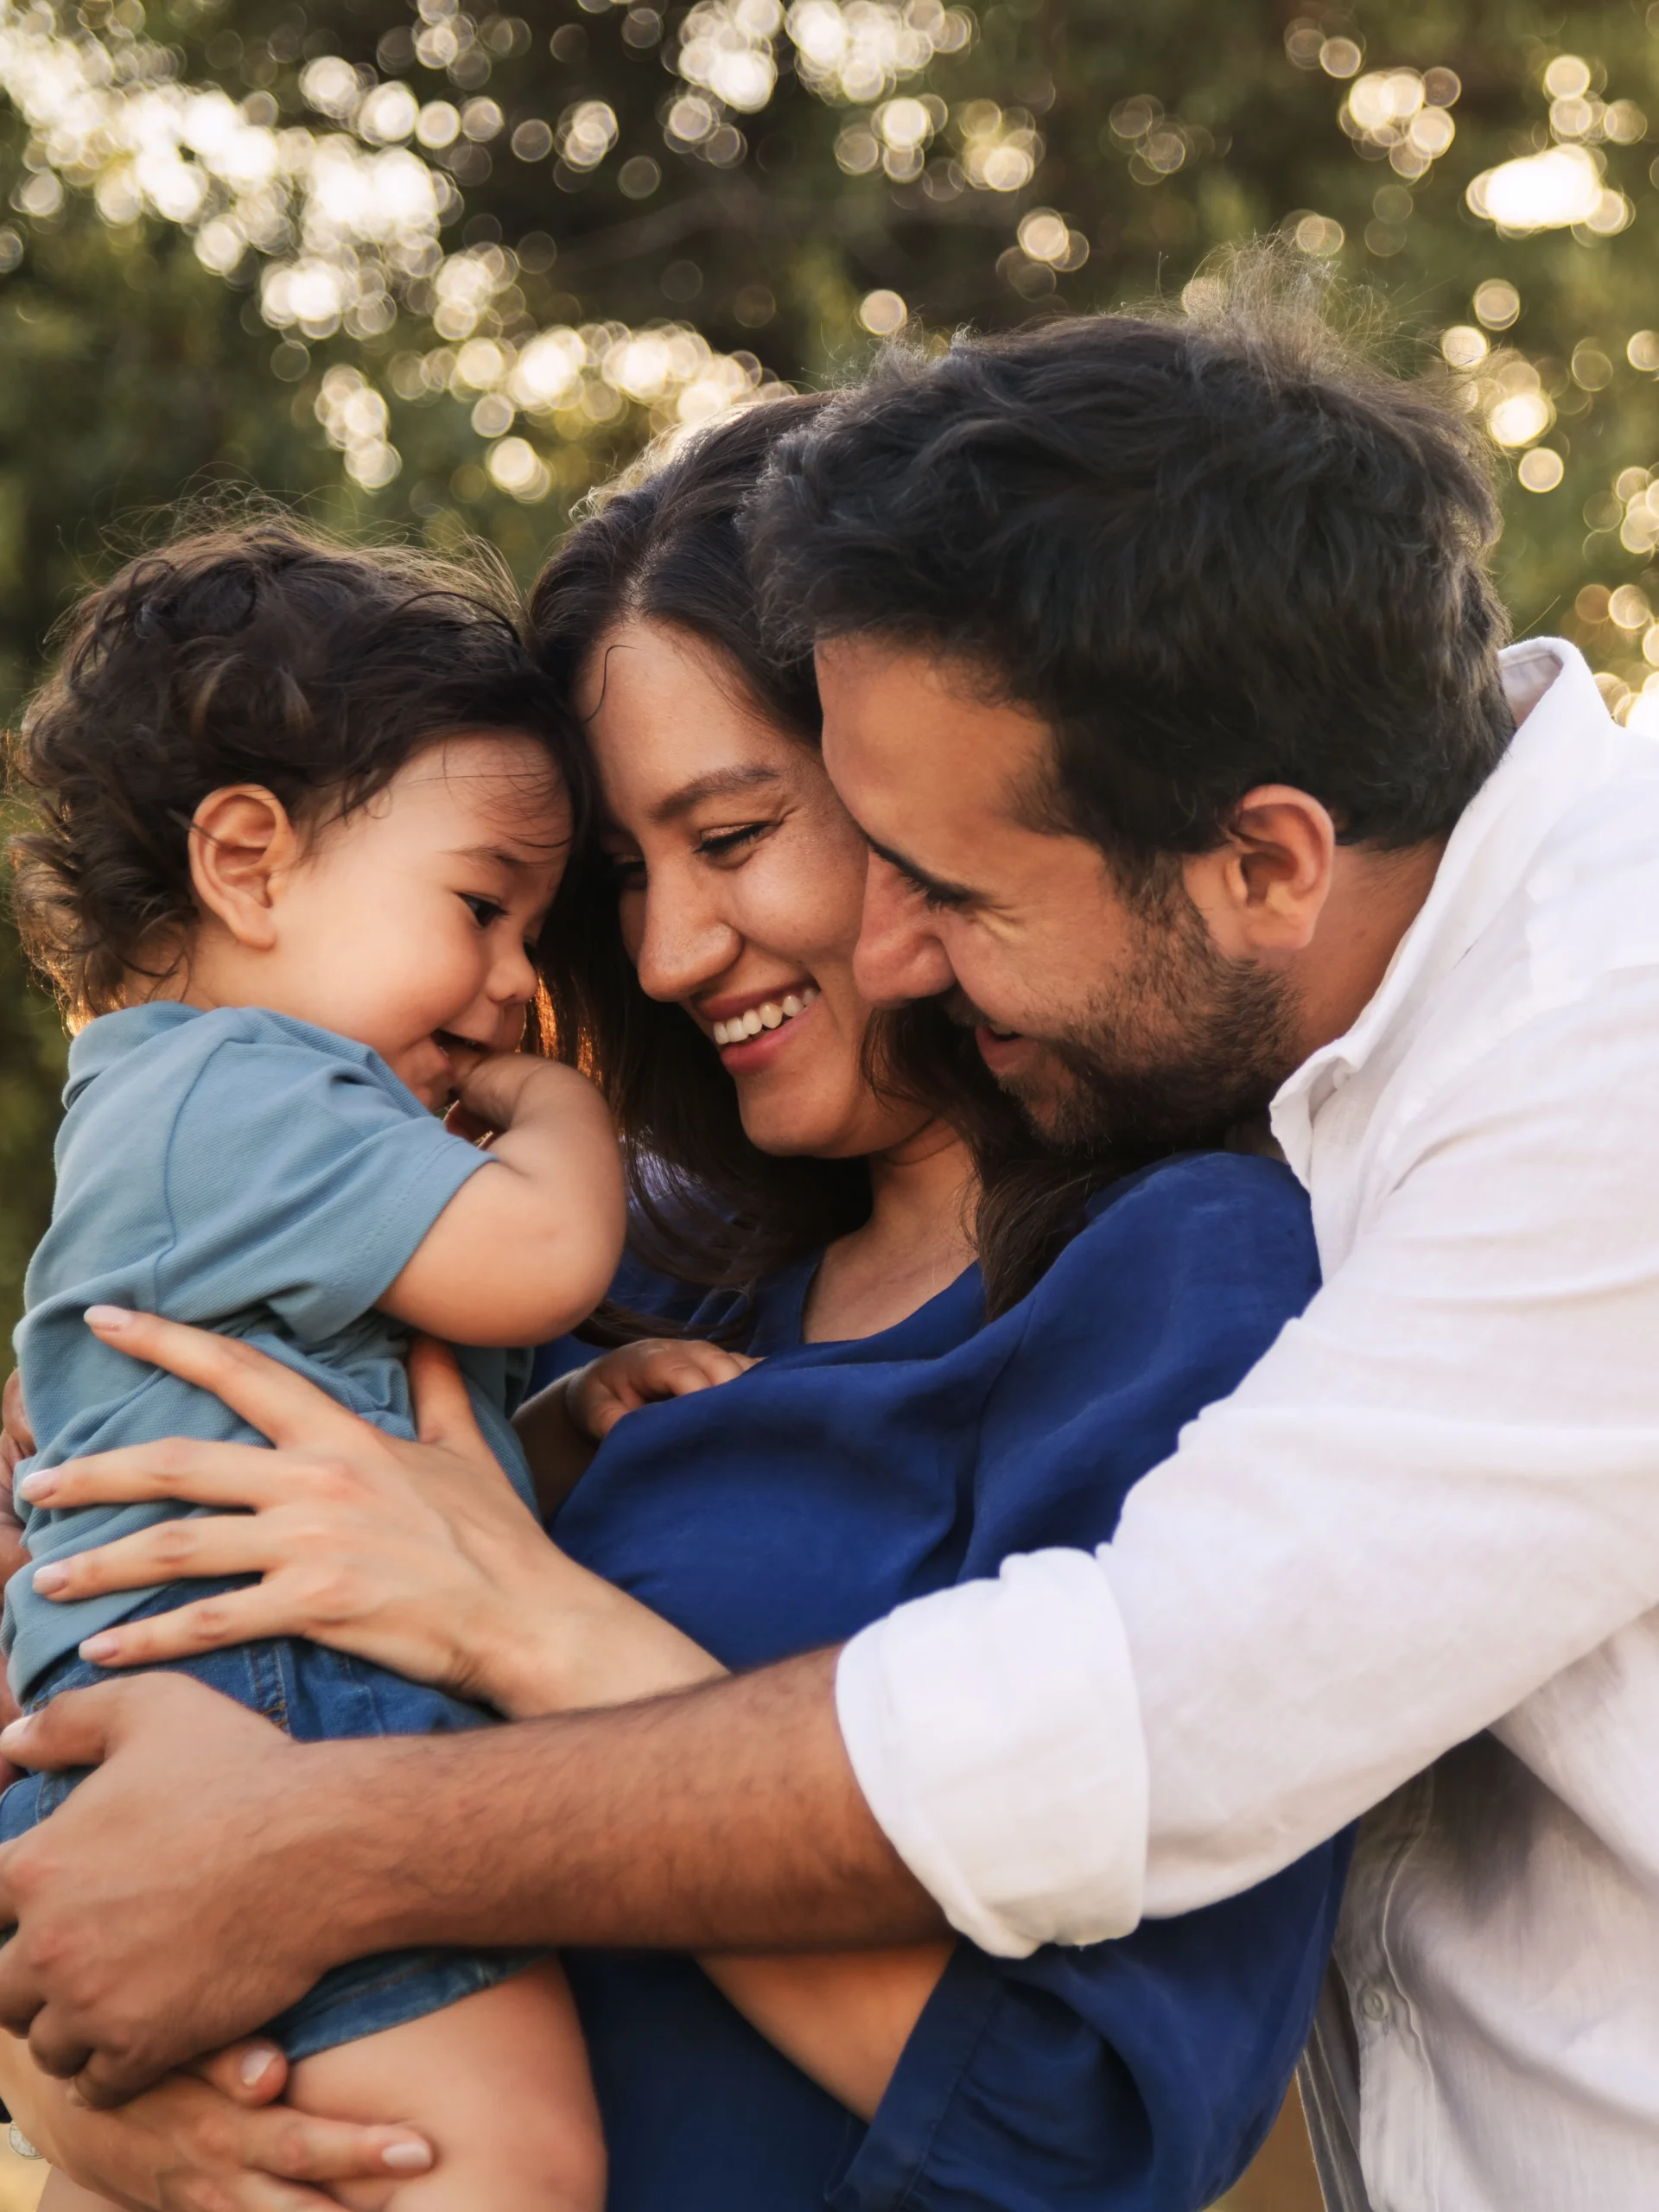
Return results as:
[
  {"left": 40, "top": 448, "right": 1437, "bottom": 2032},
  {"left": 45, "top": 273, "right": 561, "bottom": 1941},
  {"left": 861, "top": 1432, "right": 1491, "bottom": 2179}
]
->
[{"left": 3, "top": 0, "right": 1659, "bottom": 1338}]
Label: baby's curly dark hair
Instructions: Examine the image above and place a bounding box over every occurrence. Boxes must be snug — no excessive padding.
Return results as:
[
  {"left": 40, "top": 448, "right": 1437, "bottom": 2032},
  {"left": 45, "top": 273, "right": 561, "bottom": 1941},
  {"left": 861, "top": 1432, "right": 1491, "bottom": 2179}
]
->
[{"left": 9, "top": 516, "right": 578, "bottom": 1027}]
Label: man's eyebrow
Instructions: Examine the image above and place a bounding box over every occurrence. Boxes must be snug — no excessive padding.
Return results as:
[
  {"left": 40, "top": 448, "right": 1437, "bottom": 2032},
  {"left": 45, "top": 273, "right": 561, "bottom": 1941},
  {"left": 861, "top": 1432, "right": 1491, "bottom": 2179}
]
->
[
  {"left": 865, "top": 835, "right": 978, "bottom": 908},
  {"left": 651, "top": 764, "right": 784, "bottom": 825}
]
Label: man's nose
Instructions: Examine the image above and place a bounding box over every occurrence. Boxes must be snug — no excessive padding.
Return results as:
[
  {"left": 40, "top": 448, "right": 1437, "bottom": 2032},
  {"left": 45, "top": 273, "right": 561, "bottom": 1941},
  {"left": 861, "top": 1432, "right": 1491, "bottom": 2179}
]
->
[{"left": 854, "top": 855, "right": 957, "bottom": 1007}]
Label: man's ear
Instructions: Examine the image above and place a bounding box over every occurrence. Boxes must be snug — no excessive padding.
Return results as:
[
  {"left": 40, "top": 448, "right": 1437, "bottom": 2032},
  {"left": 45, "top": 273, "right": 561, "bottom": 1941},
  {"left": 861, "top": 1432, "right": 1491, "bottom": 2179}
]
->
[
  {"left": 1182, "top": 785, "right": 1338, "bottom": 959},
  {"left": 188, "top": 785, "right": 301, "bottom": 951}
]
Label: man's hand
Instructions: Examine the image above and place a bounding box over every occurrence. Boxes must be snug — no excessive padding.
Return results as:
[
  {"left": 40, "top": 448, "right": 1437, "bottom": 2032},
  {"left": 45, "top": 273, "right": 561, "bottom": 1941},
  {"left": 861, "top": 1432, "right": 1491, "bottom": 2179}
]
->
[{"left": 0, "top": 1675, "right": 344, "bottom": 2106}]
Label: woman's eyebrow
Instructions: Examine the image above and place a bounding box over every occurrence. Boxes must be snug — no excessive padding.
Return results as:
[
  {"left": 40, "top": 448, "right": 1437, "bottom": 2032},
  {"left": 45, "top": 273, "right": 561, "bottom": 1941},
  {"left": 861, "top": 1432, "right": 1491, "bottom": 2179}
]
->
[{"left": 652, "top": 766, "right": 782, "bottom": 824}]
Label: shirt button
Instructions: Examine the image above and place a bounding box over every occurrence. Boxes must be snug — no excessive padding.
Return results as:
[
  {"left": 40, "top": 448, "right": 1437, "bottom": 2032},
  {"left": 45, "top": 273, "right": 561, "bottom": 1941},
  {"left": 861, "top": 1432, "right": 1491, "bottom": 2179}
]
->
[{"left": 1361, "top": 1987, "right": 1390, "bottom": 2022}]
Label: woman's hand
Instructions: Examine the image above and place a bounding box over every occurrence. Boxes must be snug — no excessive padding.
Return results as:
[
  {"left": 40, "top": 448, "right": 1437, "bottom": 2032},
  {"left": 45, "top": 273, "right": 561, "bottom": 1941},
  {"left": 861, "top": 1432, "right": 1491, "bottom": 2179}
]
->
[
  {"left": 22, "top": 1311, "right": 722, "bottom": 1718},
  {"left": 0, "top": 2031, "right": 434, "bottom": 2210},
  {"left": 568, "top": 1338, "right": 756, "bottom": 1442}
]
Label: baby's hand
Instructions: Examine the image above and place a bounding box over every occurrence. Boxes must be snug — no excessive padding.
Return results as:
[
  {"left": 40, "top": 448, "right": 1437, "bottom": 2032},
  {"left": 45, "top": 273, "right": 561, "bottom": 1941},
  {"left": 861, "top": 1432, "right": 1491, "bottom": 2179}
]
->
[
  {"left": 569, "top": 1339, "right": 757, "bottom": 1442},
  {"left": 448, "top": 1050, "right": 590, "bottom": 1144}
]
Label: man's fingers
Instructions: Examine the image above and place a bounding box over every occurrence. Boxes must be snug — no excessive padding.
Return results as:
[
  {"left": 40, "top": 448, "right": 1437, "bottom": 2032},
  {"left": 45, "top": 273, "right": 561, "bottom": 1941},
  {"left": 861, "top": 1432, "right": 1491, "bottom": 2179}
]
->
[
  {"left": 81, "top": 1310, "right": 372, "bottom": 1452},
  {"left": 28, "top": 2018, "right": 95, "bottom": 2088},
  {"left": 0, "top": 1677, "right": 125, "bottom": 1776}
]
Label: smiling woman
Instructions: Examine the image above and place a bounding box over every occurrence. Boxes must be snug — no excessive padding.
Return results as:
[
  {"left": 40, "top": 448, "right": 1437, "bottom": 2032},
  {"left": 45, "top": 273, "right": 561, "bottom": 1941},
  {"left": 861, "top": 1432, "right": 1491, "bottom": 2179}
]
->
[{"left": 534, "top": 401, "right": 1149, "bottom": 1325}]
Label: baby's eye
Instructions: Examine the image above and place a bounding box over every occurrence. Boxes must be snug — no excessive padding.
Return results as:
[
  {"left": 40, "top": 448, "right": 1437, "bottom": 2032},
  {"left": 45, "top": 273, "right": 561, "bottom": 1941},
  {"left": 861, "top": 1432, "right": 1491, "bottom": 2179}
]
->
[{"left": 461, "top": 893, "right": 506, "bottom": 927}]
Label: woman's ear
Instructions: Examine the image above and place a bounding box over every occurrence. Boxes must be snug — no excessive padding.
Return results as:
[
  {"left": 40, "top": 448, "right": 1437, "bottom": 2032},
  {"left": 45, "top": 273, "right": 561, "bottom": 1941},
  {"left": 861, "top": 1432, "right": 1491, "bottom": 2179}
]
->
[
  {"left": 1181, "top": 785, "right": 1338, "bottom": 959},
  {"left": 188, "top": 785, "right": 300, "bottom": 951}
]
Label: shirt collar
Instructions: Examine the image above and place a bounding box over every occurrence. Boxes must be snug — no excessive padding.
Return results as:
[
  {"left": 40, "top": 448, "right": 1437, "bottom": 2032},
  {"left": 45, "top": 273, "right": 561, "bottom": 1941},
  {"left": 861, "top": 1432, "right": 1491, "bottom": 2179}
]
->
[
  {"left": 1270, "top": 639, "right": 1628, "bottom": 1180},
  {"left": 62, "top": 1001, "right": 202, "bottom": 1111}
]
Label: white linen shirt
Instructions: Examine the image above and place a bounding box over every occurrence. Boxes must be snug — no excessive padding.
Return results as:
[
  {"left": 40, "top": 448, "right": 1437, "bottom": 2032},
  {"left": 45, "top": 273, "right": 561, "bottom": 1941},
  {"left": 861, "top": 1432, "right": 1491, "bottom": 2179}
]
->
[{"left": 836, "top": 639, "right": 1659, "bottom": 2210}]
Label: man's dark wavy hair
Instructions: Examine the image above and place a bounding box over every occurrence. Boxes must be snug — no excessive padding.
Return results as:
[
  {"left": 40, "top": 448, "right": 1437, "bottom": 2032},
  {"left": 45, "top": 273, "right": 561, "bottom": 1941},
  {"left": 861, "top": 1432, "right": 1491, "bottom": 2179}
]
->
[
  {"left": 749, "top": 246, "right": 1516, "bottom": 877},
  {"left": 10, "top": 513, "right": 575, "bottom": 1027}
]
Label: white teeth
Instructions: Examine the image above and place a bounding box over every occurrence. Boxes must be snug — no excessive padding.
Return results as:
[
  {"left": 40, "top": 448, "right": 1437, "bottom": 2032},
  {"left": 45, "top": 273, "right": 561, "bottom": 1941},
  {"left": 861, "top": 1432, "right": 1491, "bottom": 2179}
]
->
[{"left": 711, "top": 985, "right": 819, "bottom": 1048}]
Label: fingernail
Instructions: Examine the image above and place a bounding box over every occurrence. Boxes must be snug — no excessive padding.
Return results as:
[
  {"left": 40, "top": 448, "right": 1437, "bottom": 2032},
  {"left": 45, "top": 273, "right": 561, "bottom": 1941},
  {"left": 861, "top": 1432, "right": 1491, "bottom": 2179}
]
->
[
  {"left": 30, "top": 1565, "right": 68, "bottom": 1595},
  {"left": 84, "top": 1305, "right": 133, "bottom": 1333},
  {"left": 17, "top": 1472, "right": 54, "bottom": 1503},
  {"left": 78, "top": 1634, "right": 120, "bottom": 1662},
  {"left": 239, "top": 2045, "right": 277, "bottom": 2087},
  {"left": 382, "top": 2140, "right": 434, "bottom": 2172}
]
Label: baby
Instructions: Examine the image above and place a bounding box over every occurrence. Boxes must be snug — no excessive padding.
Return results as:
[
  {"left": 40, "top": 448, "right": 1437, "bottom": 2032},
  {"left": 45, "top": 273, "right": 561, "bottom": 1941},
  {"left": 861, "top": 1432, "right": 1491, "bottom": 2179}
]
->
[{"left": 2, "top": 522, "right": 626, "bottom": 2210}]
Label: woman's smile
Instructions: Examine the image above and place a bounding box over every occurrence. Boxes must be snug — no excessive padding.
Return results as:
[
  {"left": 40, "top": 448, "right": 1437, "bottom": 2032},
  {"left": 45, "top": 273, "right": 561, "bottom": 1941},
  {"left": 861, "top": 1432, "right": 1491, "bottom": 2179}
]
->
[{"left": 709, "top": 983, "right": 820, "bottom": 1052}]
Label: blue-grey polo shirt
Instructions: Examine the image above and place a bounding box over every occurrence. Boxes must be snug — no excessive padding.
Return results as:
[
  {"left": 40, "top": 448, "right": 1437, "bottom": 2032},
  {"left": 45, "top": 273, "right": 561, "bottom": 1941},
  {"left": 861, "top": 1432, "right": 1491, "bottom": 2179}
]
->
[{"left": 7, "top": 1001, "right": 531, "bottom": 1695}]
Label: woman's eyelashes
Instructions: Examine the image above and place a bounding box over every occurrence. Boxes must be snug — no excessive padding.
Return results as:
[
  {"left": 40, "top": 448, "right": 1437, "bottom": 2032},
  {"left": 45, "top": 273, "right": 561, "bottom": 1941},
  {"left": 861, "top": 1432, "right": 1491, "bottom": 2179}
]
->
[
  {"left": 696, "top": 820, "right": 774, "bottom": 864},
  {"left": 600, "top": 817, "right": 776, "bottom": 889}
]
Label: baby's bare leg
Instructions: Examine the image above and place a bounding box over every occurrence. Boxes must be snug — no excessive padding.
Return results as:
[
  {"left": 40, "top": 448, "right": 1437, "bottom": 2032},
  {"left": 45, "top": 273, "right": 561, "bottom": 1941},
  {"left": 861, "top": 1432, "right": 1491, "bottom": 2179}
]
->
[
  {"left": 288, "top": 1960, "right": 603, "bottom": 2212},
  {"left": 39, "top": 2175, "right": 117, "bottom": 2210}
]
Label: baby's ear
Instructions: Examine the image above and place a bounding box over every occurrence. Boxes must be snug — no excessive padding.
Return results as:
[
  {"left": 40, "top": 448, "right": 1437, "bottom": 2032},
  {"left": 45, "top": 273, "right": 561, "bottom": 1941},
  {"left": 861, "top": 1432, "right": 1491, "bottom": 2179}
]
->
[{"left": 188, "top": 784, "right": 296, "bottom": 950}]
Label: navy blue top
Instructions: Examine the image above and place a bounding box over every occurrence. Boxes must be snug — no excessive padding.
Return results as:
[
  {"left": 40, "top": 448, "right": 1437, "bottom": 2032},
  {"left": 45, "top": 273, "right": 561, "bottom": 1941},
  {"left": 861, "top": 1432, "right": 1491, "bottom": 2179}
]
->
[{"left": 538, "top": 1154, "right": 1347, "bottom": 2212}]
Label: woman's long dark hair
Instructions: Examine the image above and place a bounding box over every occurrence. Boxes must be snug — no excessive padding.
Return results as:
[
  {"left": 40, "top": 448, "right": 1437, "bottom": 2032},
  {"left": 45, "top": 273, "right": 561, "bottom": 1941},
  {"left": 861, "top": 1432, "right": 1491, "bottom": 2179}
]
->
[{"left": 532, "top": 398, "right": 1149, "bottom": 1329}]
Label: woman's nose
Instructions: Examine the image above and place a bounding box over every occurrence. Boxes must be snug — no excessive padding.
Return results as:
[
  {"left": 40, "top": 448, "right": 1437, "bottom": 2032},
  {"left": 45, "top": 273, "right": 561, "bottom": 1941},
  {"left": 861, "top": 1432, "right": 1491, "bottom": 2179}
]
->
[
  {"left": 854, "top": 855, "right": 957, "bottom": 1006},
  {"left": 632, "top": 880, "right": 743, "bottom": 1003}
]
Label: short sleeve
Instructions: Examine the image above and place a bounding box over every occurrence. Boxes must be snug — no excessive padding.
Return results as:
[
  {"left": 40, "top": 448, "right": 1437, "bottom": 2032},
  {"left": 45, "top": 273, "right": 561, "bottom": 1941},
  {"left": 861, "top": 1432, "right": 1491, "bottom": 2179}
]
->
[{"left": 157, "top": 1030, "right": 492, "bottom": 1340}]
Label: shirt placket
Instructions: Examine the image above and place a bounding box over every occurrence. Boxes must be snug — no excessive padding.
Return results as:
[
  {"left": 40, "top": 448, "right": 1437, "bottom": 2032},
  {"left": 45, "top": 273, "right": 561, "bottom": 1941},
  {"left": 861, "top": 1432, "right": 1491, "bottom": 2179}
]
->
[{"left": 1335, "top": 1771, "right": 1441, "bottom": 2212}]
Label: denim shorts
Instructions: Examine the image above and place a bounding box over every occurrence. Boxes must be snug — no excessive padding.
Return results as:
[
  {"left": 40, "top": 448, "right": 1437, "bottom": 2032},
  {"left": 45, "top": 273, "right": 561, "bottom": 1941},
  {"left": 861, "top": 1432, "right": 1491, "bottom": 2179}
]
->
[{"left": 0, "top": 1580, "right": 539, "bottom": 2062}]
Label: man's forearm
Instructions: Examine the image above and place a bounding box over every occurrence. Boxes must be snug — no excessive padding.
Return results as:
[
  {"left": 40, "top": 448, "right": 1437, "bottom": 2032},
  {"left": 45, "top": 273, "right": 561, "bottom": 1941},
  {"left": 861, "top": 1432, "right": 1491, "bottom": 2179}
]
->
[{"left": 315, "top": 1648, "right": 944, "bottom": 1960}]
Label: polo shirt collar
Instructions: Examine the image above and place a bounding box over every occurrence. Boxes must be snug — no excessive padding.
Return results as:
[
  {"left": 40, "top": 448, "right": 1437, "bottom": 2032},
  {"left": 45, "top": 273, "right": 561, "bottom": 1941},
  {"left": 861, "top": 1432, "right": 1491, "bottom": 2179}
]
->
[
  {"left": 63, "top": 1000, "right": 202, "bottom": 1110},
  {"left": 1271, "top": 639, "right": 1626, "bottom": 1180}
]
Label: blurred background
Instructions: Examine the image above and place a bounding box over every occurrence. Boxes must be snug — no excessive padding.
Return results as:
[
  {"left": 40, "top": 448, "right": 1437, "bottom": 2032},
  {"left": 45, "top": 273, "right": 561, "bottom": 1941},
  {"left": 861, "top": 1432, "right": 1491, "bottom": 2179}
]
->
[{"left": 3, "top": 0, "right": 1659, "bottom": 1330}]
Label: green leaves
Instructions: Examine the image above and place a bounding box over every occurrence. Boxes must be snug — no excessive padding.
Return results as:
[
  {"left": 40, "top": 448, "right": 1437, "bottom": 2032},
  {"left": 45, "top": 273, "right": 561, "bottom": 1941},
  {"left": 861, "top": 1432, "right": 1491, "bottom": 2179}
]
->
[{"left": 4, "top": 0, "right": 1659, "bottom": 1330}]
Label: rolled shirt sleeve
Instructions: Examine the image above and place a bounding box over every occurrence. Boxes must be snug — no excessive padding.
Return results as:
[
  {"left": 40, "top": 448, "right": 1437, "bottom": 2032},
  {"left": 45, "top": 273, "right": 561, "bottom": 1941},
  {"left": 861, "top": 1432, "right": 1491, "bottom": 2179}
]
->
[
  {"left": 837, "top": 965, "right": 1659, "bottom": 1946},
  {"left": 837, "top": 1550, "right": 1147, "bottom": 1957}
]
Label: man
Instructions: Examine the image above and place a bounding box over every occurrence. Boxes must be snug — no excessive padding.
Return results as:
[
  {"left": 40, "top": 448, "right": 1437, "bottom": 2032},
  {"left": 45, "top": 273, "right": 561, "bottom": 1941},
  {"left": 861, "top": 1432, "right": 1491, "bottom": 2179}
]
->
[{"left": 5, "top": 262, "right": 1659, "bottom": 2210}]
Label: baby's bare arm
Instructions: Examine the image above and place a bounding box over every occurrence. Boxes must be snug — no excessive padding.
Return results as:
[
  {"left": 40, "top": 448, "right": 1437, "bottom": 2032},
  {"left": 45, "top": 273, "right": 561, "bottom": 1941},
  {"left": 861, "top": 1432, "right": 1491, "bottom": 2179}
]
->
[{"left": 381, "top": 1058, "right": 624, "bottom": 1348}]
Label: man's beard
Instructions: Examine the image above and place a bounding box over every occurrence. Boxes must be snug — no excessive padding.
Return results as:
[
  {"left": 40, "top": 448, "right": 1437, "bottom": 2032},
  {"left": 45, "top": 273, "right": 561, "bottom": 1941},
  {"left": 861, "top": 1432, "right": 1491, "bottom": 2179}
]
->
[{"left": 995, "top": 878, "right": 1302, "bottom": 1155}]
